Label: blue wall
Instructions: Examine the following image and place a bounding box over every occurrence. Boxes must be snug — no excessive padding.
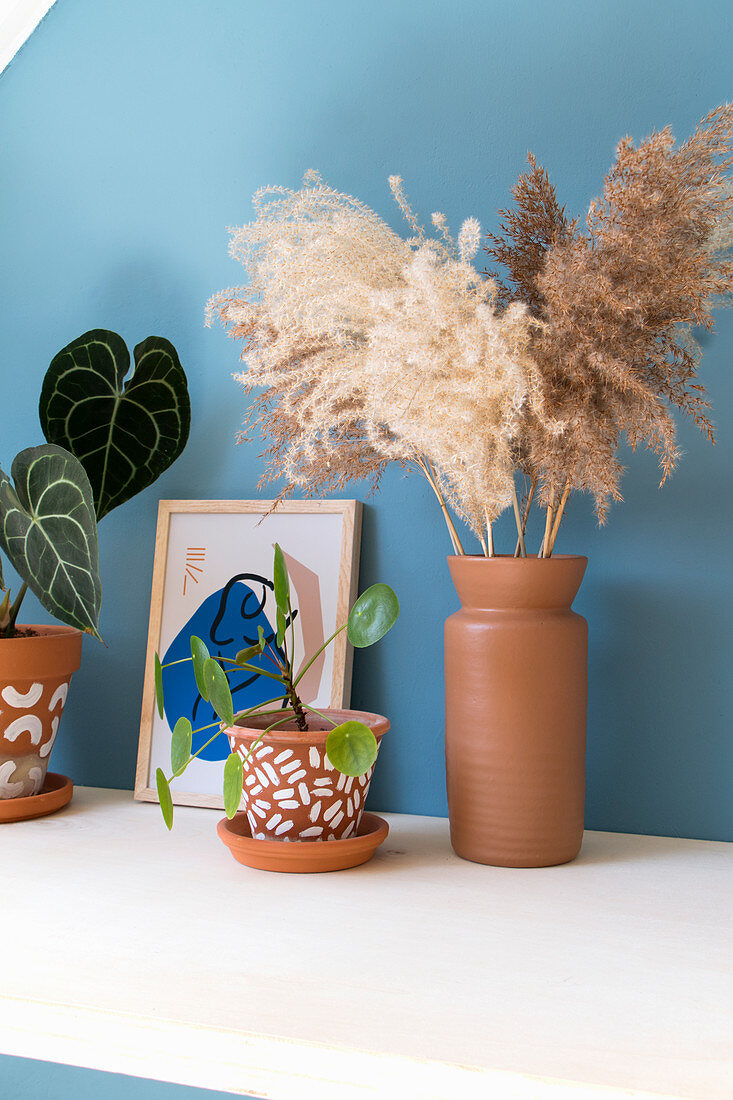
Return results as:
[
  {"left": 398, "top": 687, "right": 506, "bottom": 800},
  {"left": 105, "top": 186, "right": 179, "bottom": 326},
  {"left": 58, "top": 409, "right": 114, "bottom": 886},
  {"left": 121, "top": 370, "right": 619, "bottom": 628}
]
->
[
  {"left": 0, "top": 1057, "right": 239, "bottom": 1100},
  {"left": 1, "top": 0, "right": 732, "bottom": 847}
]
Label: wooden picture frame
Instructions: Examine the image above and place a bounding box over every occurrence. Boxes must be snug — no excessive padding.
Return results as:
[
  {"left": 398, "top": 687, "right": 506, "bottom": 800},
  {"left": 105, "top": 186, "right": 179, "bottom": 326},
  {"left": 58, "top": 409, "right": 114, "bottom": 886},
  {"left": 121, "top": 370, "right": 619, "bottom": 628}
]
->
[{"left": 135, "top": 500, "right": 362, "bottom": 809}]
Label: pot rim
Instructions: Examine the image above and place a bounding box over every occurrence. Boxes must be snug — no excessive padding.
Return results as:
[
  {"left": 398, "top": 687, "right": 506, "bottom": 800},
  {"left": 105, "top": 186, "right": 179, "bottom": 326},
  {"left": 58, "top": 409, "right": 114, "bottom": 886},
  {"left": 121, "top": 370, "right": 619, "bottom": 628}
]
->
[
  {"left": 447, "top": 553, "right": 588, "bottom": 563},
  {"left": 0, "top": 623, "right": 84, "bottom": 642},
  {"left": 226, "top": 706, "right": 390, "bottom": 743}
]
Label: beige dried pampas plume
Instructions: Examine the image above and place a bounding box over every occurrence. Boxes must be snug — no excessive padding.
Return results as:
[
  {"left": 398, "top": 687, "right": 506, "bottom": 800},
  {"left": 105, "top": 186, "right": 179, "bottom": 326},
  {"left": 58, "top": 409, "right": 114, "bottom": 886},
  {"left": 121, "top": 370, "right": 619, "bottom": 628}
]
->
[{"left": 207, "top": 171, "right": 541, "bottom": 550}]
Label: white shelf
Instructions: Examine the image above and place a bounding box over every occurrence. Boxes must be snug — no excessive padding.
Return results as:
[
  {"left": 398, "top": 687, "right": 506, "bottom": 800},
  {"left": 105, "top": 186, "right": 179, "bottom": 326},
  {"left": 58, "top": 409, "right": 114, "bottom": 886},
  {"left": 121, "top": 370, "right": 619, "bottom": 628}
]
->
[{"left": 0, "top": 787, "right": 730, "bottom": 1099}]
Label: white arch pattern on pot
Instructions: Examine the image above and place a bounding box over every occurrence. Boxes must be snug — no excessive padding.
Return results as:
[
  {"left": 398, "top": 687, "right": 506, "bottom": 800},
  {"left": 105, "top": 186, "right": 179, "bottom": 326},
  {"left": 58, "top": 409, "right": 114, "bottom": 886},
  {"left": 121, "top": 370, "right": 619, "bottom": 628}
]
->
[
  {"left": 0, "top": 678, "right": 71, "bottom": 798},
  {"left": 2, "top": 683, "right": 44, "bottom": 708},
  {"left": 3, "top": 714, "right": 44, "bottom": 745}
]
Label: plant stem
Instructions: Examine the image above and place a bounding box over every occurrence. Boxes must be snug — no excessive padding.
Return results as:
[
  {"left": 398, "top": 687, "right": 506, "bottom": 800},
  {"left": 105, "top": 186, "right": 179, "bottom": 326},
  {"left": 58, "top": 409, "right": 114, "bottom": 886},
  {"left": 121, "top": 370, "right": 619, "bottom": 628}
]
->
[
  {"left": 546, "top": 482, "right": 571, "bottom": 557},
  {"left": 7, "top": 582, "right": 28, "bottom": 633},
  {"left": 176, "top": 711, "right": 297, "bottom": 782},
  {"left": 279, "top": 660, "right": 308, "bottom": 732},
  {"left": 417, "top": 457, "right": 465, "bottom": 555},
  {"left": 219, "top": 659, "right": 284, "bottom": 684},
  {"left": 264, "top": 640, "right": 287, "bottom": 673},
  {"left": 292, "top": 623, "right": 346, "bottom": 689},
  {"left": 191, "top": 696, "right": 288, "bottom": 739},
  {"left": 238, "top": 713, "right": 302, "bottom": 766},
  {"left": 184, "top": 729, "right": 224, "bottom": 763},
  {"left": 301, "top": 703, "right": 340, "bottom": 727},
  {"left": 485, "top": 511, "right": 494, "bottom": 557},
  {"left": 511, "top": 479, "right": 526, "bottom": 557},
  {"left": 514, "top": 479, "right": 536, "bottom": 557},
  {"left": 541, "top": 488, "right": 555, "bottom": 558},
  {"left": 176, "top": 697, "right": 290, "bottom": 773}
]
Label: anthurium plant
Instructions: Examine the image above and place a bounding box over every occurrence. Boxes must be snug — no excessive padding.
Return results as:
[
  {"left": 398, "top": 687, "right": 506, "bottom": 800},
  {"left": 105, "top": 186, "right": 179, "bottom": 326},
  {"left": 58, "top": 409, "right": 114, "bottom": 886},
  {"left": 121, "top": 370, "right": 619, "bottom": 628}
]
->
[
  {"left": 0, "top": 329, "right": 190, "bottom": 639},
  {"left": 154, "top": 543, "right": 400, "bottom": 829}
]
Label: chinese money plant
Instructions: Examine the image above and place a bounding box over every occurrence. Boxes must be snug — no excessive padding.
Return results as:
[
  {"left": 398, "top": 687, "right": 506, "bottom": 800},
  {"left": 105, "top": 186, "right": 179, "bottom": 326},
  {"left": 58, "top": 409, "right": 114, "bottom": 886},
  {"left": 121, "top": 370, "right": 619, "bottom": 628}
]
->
[{"left": 154, "top": 543, "right": 399, "bottom": 828}]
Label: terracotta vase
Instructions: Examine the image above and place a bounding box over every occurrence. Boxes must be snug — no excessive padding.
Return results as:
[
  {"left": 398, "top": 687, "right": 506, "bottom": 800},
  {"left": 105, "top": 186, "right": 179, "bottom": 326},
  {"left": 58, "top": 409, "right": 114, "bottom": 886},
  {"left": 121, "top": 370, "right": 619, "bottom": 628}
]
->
[
  {"left": 226, "top": 708, "right": 389, "bottom": 842},
  {"left": 445, "top": 555, "right": 588, "bottom": 868},
  {"left": 0, "top": 625, "right": 82, "bottom": 798}
]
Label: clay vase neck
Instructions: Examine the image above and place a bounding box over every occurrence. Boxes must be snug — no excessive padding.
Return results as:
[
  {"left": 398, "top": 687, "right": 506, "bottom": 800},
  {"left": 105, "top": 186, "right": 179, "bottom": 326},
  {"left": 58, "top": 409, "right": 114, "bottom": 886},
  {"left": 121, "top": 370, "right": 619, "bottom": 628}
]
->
[
  {"left": 444, "top": 554, "right": 588, "bottom": 868},
  {"left": 447, "top": 554, "right": 587, "bottom": 611}
]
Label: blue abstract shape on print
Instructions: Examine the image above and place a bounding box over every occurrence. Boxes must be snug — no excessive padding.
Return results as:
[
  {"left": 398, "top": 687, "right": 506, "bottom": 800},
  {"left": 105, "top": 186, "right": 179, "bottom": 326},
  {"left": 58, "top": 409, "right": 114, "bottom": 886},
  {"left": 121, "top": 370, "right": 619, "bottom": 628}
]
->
[{"left": 161, "top": 574, "right": 291, "bottom": 761}]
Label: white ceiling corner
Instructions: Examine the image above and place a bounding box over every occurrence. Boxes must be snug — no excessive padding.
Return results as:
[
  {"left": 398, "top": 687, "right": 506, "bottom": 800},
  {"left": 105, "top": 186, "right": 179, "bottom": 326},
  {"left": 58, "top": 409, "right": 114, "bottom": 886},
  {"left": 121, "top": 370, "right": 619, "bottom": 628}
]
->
[{"left": 0, "top": 0, "right": 57, "bottom": 75}]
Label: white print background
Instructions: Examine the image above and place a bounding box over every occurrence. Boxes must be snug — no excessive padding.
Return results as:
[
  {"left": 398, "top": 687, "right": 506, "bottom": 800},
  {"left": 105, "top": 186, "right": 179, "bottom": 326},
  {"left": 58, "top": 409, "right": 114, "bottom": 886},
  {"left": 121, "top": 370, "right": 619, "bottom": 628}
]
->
[{"left": 146, "top": 509, "right": 346, "bottom": 797}]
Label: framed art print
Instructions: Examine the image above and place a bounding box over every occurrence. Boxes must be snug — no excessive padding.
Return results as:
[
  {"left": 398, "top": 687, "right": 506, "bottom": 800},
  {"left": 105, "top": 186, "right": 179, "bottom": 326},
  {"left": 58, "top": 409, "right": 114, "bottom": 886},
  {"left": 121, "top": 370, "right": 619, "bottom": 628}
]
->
[{"left": 135, "top": 499, "right": 362, "bottom": 809}]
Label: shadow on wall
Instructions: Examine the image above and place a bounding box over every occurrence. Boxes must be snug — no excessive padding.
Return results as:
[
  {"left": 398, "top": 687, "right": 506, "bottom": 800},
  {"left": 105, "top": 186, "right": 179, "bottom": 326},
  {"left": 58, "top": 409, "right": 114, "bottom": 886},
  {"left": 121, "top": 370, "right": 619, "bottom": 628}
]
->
[
  {"left": 354, "top": 499, "right": 452, "bottom": 819},
  {"left": 586, "top": 577, "right": 730, "bottom": 841}
]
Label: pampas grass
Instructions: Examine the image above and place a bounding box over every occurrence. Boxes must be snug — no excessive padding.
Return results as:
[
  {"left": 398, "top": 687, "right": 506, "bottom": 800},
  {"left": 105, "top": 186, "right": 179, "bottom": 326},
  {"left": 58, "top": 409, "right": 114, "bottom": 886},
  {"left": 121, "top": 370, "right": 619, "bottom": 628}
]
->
[{"left": 209, "top": 104, "right": 733, "bottom": 557}]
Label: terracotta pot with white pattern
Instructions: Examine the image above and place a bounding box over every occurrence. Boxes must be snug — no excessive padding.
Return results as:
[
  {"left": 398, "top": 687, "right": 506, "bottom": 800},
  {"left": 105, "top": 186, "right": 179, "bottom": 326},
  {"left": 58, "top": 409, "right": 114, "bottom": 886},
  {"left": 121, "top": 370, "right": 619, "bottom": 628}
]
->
[
  {"left": 0, "top": 625, "right": 82, "bottom": 798},
  {"left": 227, "top": 708, "right": 389, "bottom": 842}
]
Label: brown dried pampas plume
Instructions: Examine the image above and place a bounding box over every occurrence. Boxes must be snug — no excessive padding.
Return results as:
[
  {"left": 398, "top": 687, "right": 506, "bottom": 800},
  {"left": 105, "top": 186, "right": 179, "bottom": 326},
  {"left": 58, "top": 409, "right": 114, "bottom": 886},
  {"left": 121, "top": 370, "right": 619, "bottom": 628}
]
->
[{"left": 486, "top": 103, "right": 733, "bottom": 523}]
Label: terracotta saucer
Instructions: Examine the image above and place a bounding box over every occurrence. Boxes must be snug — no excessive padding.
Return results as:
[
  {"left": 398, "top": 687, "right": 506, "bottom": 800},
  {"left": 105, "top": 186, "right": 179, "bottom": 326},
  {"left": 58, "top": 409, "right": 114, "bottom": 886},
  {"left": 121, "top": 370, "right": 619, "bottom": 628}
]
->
[
  {"left": 0, "top": 773, "right": 73, "bottom": 823},
  {"left": 217, "top": 811, "right": 389, "bottom": 873}
]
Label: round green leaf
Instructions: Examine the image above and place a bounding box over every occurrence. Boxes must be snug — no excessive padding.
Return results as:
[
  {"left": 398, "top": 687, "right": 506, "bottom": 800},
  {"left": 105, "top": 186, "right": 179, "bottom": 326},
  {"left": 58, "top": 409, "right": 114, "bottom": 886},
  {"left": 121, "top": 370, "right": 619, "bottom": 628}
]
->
[
  {"left": 325, "top": 721, "right": 379, "bottom": 777},
  {"left": 154, "top": 652, "right": 164, "bottom": 718},
  {"left": 223, "top": 751, "right": 244, "bottom": 819},
  {"left": 170, "top": 716, "right": 193, "bottom": 777},
  {"left": 235, "top": 645, "right": 258, "bottom": 665},
  {"left": 276, "top": 606, "right": 286, "bottom": 648},
  {"left": 40, "top": 330, "right": 191, "bottom": 521},
  {"left": 347, "top": 583, "right": 399, "bottom": 649},
  {"left": 191, "top": 635, "right": 211, "bottom": 702},
  {"left": 0, "top": 445, "right": 102, "bottom": 638},
  {"left": 156, "top": 768, "right": 174, "bottom": 830},
  {"left": 203, "top": 657, "right": 234, "bottom": 727},
  {"left": 273, "top": 542, "right": 290, "bottom": 615}
]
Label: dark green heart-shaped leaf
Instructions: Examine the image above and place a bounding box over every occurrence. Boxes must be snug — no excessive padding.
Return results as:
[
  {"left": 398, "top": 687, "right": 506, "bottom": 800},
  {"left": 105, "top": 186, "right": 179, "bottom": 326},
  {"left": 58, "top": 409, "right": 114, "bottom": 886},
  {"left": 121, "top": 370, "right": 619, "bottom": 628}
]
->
[
  {"left": 0, "top": 445, "right": 102, "bottom": 637},
  {"left": 154, "top": 652, "right": 164, "bottom": 718},
  {"left": 171, "top": 716, "right": 193, "bottom": 777},
  {"left": 157, "top": 768, "right": 174, "bottom": 830},
  {"left": 223, "top": 751, "right": 244, "bottom": 819},
  {"left": 190, "top": 635, "right": 210, "bottom": 701},
  {"left": 203, "top": 657, "right": 234, "bottom": 727},
  {"left": 325, "top": 720, "right": 379, "bottom": 777},
  {"left": 347, "top": 583, "right": 399, "bottom": 649},
  {"left": 40, "top": 329, "right": 191, "bottom": 521},
  {"left": 273, "top": 542, "right": 290, "bottom": 615}
]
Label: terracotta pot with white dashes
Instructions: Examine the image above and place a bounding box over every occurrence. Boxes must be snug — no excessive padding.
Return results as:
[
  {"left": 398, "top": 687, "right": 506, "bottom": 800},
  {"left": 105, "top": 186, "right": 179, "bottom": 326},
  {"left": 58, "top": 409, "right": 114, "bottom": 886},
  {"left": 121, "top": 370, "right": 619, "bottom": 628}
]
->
[
  {"left": 227, "top": 708, "right": 389, "bottom": 842},
  {"left": 0, "top": 625, "right": 82, "bottom": 799}
]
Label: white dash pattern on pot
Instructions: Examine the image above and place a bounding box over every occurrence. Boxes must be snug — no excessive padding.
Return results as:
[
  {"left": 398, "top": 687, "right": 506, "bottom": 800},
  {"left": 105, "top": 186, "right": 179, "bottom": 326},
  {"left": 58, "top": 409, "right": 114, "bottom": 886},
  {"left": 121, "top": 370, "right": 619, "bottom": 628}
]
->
[{"left": 230, "top": 729, "right": 381, "bottom": 842}]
